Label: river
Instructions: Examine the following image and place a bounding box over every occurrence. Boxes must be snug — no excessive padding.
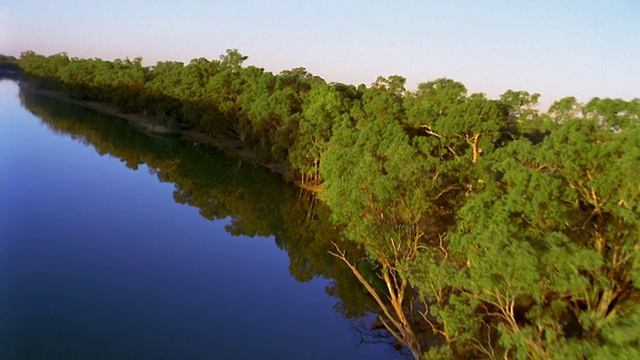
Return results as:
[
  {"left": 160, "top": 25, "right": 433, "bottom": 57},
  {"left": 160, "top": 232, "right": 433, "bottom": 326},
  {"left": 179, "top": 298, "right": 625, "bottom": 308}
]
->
[{"left": 0, "top": 79, "right": 399, "bottom": 359}]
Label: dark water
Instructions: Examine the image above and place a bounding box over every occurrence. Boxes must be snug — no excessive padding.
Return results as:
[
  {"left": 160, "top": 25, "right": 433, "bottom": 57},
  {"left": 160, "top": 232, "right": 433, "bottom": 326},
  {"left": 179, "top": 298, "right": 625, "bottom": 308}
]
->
[{"left": 0, "top": 80, "right": 396, "bottom": 359}]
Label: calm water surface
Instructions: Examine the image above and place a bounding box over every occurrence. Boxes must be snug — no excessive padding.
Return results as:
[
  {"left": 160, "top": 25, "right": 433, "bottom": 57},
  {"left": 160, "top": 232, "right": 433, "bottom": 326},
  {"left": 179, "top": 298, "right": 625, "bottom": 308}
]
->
[{"left": 0, "top": 80, "right": 395, "bottom": 359}]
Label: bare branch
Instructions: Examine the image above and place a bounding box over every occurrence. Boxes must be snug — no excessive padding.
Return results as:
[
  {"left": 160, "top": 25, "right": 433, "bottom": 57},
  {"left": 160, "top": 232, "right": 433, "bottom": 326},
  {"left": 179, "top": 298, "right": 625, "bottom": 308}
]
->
[
  {"left": 419, "top": 125, "right": 442, "bottom": 138},
  {"left": 328, "top": 242, "right": 404, "bottom": 332}
]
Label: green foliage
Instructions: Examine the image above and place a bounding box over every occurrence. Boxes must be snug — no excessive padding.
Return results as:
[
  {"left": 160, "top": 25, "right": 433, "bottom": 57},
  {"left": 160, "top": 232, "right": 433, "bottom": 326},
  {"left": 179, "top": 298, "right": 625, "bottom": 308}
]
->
[
  {"left": 321, "top": 115, "right": 433, "bottom": 255},
  {"left": 547, "top": 96, "right": 582, "bottom": 123},
  {"left": 290, "top": 82, "right": 346, "bottom": 183},
  {"left": 18, "top": 49, "right": 640, "bottom": 359},
  {"left": 405, "top": 78, "right": 467, "bottom": 128}
]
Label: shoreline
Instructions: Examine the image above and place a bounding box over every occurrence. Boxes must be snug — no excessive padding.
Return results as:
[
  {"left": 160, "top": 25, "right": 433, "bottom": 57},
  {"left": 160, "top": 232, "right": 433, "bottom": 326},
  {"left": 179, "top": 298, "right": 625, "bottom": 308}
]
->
[{"left": 19, "top": 81, "right": 300, "bottom": 182}]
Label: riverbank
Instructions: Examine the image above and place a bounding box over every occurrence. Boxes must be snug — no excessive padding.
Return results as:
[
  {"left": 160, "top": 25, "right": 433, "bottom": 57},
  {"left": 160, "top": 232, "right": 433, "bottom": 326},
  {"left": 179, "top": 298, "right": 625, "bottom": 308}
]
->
[{"left": 18, "top": 81, "right": 298, "bottom": 182}]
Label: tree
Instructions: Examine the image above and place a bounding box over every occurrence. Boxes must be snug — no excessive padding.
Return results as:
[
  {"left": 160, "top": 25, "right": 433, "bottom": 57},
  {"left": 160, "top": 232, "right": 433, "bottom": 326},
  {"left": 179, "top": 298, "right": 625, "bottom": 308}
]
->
[
  {"left": 407, "top": 112, "right": 640, "bottom": 358},
  {"left": 436, "top": 94, "right": 506, "bottom": 164},
  {"left": 354, "top": 75, "right": 407, "bottom": 128},
  {"left": 405, "top": 78, "right": 467, "bottom": 129},
  {"left": 290, "top": 83, "right": 346, "bottom": 184},
  {"left": 536, "top": 117, "right": 640, "bottom": 338},
  {"left": 547, "top": 96, "right": 582, "bottom": 123},
  {"left": 321, "top": 116, "right": 440, "bottom": 359},
  {"left": 499, "top": 90, "right": 541, "bottom": 139},
  {"left": 219, "top": 48, "right": 248, "bottom": 74},
  {"left": 499, "top": 90, "right": 540, "bottom": 123},
  {"left": 583, "top": 97, "right": 640, "bottom": 130}
]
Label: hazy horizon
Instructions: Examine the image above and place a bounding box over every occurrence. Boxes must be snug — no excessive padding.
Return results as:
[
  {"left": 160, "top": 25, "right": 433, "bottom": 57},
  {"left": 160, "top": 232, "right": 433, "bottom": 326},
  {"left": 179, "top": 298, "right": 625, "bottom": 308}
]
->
[{"left": 2, "top": 1, "right": 638, "bottom": 109}]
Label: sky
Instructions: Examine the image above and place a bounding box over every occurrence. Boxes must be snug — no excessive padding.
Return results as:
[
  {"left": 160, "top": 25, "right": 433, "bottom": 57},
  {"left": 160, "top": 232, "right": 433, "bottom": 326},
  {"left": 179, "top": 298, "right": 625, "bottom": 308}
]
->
[{"left": 1, "top": 0, "right": 638, "bottom": 109}]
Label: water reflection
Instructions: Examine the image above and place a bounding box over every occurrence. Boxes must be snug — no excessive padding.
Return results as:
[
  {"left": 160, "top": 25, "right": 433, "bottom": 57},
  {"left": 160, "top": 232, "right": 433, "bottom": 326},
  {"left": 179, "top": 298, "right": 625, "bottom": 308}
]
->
[{"left": 17, "top": 87, "right": 403, "bottom": 357}]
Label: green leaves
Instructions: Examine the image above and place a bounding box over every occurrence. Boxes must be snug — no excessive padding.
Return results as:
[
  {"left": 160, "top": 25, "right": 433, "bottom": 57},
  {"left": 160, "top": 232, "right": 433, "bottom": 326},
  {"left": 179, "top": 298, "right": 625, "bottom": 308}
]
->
[
  {"left": 289, "top": 83, "right": 346, "bottom": 183},
  {"left": 19, "top": 49, "right": 640, "bottom": 359},
  {"left": 322, "top": 115, "right": 433, "bottom": 246}
]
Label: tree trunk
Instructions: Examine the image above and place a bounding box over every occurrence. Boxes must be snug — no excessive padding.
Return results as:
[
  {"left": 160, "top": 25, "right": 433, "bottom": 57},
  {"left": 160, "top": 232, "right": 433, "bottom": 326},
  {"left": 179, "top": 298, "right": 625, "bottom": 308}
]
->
[
  {"left": 470, "top": 133, "right": 480, "bottom": 164},
  {"left": 329, "top": 244, "right": 423, "bottom": 359}
]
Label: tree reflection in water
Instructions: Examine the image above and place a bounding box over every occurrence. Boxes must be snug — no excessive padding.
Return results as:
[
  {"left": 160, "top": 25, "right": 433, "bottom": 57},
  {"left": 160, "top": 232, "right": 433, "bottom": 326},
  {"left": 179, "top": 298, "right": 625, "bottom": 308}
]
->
[{"left": 20, "top": 88, "right": 411, "bottom": 358}]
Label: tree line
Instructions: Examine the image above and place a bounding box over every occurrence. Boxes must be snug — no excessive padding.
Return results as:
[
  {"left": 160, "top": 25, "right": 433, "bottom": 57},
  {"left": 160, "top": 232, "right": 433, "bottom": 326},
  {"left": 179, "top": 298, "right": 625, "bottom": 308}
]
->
[{"left": 17, "top": 50, "right": 640, "bottom": 359}]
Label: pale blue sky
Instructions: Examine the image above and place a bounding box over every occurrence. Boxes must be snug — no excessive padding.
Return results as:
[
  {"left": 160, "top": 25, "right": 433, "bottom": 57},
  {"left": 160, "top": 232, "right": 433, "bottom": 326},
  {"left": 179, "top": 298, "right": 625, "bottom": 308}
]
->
[{"left": 2, "top": 1, "right": 638, "bottom": 109}]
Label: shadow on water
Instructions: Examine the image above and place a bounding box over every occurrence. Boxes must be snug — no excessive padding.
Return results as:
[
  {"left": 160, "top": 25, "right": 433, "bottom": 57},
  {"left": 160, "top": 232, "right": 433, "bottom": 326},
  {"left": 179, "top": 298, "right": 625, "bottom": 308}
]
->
[{"left": 17, "top": 86, "right": 411, "bottom": 359}]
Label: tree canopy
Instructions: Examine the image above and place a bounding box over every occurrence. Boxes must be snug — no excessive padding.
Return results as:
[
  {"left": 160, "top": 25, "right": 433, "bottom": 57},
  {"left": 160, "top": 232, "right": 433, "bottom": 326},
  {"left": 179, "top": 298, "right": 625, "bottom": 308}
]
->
[{"left": 17, "top": 50, "right": 640, "bottom": 359}]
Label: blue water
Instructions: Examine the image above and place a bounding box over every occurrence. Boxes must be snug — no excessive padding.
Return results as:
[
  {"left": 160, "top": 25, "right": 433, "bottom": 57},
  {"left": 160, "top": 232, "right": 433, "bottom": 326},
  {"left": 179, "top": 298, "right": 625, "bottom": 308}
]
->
[{"left": 0, "top": 80, "right": 393, "bottom": 359}]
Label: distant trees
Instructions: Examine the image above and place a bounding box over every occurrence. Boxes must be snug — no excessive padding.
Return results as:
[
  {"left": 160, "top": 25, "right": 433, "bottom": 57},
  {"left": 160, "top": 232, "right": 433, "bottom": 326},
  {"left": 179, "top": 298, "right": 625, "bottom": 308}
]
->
[
  {"left": 17, "top": 50, "right": 343, "bottom": 182},
  {"left": 18, "top": 50, "right": 640, "bottom": 359},
  {"left": 0, "top": 54, "right": 20, "bottom": 76}
]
